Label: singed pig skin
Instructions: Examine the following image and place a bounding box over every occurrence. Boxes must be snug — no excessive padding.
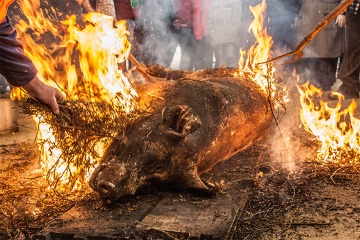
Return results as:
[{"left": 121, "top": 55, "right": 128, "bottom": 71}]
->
[{"left": 89, "top": 77, "right": 273, "bottom": 204}]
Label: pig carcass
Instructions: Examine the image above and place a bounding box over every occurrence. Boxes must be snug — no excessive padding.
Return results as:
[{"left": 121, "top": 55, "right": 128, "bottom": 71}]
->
[{"left": 89, "top": 76, "right": 273, "bottom": 204}]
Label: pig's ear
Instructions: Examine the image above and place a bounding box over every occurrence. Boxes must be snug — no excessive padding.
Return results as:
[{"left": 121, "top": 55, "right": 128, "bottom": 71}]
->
[{"left": 162, "top": 105, "right": 202, "bottom": 137}]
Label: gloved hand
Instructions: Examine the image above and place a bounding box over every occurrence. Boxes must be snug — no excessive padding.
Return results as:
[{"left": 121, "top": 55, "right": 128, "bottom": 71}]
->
[{"left": 335, "top": 14, "right": 346, "bottom": 28}]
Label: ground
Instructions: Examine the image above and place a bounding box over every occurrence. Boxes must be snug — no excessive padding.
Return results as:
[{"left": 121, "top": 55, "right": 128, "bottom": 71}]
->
[{"left": 0, "top": 88, "right": 359, "bottom": 239}]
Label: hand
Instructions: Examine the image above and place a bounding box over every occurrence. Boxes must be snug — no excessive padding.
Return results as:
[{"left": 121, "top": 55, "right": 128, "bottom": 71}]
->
[
  {"left": 22, "top": 76, "right": 65, "bottom": 114},
  {"left": 173, "top": 19, "right": 183, "bottom": 30},
  {"left": 335, "top": 15, "right": 346, "bottom": 28}
]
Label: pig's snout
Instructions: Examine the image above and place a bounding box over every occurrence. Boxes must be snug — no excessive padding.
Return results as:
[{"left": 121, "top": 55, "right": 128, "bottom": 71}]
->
[{"left": 96, "top": 180, "right": 118, "bottom": 205}]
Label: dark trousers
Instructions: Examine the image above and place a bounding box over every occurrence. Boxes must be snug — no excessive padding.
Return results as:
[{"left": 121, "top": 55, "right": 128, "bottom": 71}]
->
[
  {"left": 214, "top": 42, "right": 239, "bottom": 68},
  {"left": 194, "top": 35, "right": 213, "bottom": 70},
  {"left": 177, "top": 27, "right": 197, "bottom": 70},
  {"left": 338, "top": 13, "right": 360, "bottom": 91},
  {"left": 295, "top": 57, "right": 338, "bottom": 90}
]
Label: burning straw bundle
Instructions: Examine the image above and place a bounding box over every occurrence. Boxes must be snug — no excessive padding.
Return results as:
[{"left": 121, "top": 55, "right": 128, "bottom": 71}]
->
[{"left": 17, "top": 96, "right": 139, "bottom": 197}]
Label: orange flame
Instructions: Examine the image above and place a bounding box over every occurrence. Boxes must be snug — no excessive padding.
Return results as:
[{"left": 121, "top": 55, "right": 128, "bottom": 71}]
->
[
  {"left": 298, "top": 82, "right": 360, "bottom": 164},
  {"left": 238, "top": 0, "right": 288, "bottom": 107},
  {"left": 12, "top": 0, "right": 137, "bottom": 193}
]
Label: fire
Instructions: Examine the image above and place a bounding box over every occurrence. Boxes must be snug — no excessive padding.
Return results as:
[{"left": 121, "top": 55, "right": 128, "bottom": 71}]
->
[
  {"left": 11, "top": 0, "right": 137, "bottom": 194},
  {"left": 238, "top": 0, "right": 288, "bottom": 107},
  {"left": 9, "top": 0, "right": 289, "bottom": 195},
  {"left": 298, "top": 82, "right": 360, "bottom": 165}
]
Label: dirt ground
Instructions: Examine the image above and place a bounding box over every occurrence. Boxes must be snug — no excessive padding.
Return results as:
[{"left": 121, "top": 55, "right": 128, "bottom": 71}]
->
[{"left": 0, "top": 89, "right": 360, "bottom": 240}]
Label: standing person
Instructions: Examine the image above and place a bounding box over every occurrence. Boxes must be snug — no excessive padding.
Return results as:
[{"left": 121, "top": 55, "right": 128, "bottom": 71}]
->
[
  {"left": 0, "top": 0, "right": 64, "bottom": 114},
  {"left": 328, "top": 0, "right": 360, "bottom": 100},
  {"left": 209, "top": 0, "right": 242, "bottom": 68},
  {"left": 173, "top": 0, "right": 212, "bottom": 70},
  {"left": 293, "top": 0, "right": 345, "bottom": 91}
]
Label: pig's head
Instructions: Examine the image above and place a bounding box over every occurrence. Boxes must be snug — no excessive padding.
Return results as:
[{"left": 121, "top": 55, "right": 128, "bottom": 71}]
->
[{"left": 89, "top": 105, "right": 203, "bottom": 205}]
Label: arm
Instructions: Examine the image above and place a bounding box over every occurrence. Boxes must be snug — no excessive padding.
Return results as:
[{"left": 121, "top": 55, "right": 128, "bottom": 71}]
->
[{"left": 0, "top": 15, "right": 64, "bottom": 114}]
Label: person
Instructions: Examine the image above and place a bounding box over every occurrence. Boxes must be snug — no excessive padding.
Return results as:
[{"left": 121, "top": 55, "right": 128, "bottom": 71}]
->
[
  {"left": 172, "top": 0, "right": 212, "bottom": 70},
  {"left": 209, "top": 0, "right": 243, "bottom": 68},
  {"left": 328, "top": 0, "right": 360, "bottom": 100},
  {"left": 0, "top": 0, "right": 63, "bottom": 114},
  {"left": 293, "top": 0, "right": 345, "bottom": 91}
]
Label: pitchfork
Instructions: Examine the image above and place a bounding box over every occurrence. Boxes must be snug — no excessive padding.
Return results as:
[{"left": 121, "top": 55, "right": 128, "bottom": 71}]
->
[{"left": 258, "top": 0, "right": 354, "bottom": 65}]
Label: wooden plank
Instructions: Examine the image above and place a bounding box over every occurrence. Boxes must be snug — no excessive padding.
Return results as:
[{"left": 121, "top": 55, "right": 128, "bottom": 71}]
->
[
  {"left": 36, "top": 194, "right": 162, "bottom": 239},
  {"left": 136, "top": 190, "right": 249, "bottom": 239}
]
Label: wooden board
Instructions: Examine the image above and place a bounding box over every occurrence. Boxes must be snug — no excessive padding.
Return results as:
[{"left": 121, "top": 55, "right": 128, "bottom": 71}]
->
[{"left": 136, "top": 190, "right": 249, "bottom": 238}]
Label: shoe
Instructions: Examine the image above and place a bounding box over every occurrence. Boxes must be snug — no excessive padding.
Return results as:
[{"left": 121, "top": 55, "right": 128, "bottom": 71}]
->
[{"left": 327, "top": 90, "right": 359, "bottom": 100}]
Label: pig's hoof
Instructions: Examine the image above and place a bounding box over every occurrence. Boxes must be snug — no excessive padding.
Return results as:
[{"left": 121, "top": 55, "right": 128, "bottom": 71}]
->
[{"left": 188, "top": 180, "right": 218, "bottom": 197}]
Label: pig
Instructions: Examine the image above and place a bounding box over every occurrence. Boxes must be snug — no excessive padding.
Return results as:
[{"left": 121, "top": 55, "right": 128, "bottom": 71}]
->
[{"left": 89, "top": 76, "right": 273, "bottom": 204}]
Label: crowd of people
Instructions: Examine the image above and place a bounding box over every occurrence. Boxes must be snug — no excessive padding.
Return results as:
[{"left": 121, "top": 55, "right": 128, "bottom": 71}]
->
[{"left": 1, "top": 0, "right": 360, "bottom": 115}]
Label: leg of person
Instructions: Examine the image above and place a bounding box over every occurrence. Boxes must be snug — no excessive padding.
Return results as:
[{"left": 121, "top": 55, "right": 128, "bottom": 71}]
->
[
  {"left": 156, "top": 31, "right": 178, "bottom": 68},
  {"left": 214, "top": 44, "right": 225, "bottom": 68},
  {"left": 126, "top": 19, "right": 136, "bottom": 71},
  {"left": 178, "top": 27, "right": 196, "bottom": 71},
  {"left": 328, "top": 13, "right": 360, "bottom": 100},
  {"left": 194, "top": 35, "right": 213, "bottom": 70},
  {"left": 317, "top": 58, "right": 338, "bottom": 91},
  {"left": 224, "top": 42, "right": 240, "bottom": 68}
]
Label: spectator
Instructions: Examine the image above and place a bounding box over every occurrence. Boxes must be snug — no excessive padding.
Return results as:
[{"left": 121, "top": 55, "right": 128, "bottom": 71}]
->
[
  {"left": 328, "top": 0, "right": 360, "bottom": 100},
  {"left": 293, "top": 0, "right": 345, "bottom": 91},
  {"left": 0, "top": 0, "right": 64, "bottom": 114},
  {"left": 209, "top": 0, "right": 243, "bottom": 68}
]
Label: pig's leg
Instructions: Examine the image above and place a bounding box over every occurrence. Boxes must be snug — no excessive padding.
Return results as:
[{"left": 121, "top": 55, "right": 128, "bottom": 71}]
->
[{"left": 177, "top": 169, "right": 217, "bottom": 197}]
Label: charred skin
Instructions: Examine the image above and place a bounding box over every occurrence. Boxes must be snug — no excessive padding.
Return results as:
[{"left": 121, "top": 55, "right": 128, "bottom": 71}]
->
[{"left": 90, "top": 77, "right": 273, "bottom": 204}]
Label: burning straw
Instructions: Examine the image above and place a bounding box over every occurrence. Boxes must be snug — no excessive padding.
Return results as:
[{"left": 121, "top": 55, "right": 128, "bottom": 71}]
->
[
  {"left": 17, "top": 96, "right": 139, "bottom": 197},
  {"left": 299, "top": 82, "right": 360, "bottom": 166}
]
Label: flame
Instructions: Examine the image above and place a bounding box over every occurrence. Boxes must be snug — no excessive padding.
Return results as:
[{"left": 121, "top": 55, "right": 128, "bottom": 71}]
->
[
  {"left": 11, "top": 0, "right": 137, "bottom": 193},
  {"left": 238, "top": 0, "right": 288, "bottom": 107},
  {"left": 298, "top": 82, "right": 360, "bottom": 165},
  {"left": 10, "top": 0, "right": 291, "bottom": 195}
]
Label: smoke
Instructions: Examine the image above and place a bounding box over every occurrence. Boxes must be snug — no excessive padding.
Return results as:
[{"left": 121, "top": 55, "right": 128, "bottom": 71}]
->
[
  {"left": 265, "top": 0, "right": 301, "bottom": 50},
  {"left": 133, "top": 0, "right": 179, "bottom": 68},
  {"left": 270, "top": 109, "right": 300, "bottom": 173}
]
